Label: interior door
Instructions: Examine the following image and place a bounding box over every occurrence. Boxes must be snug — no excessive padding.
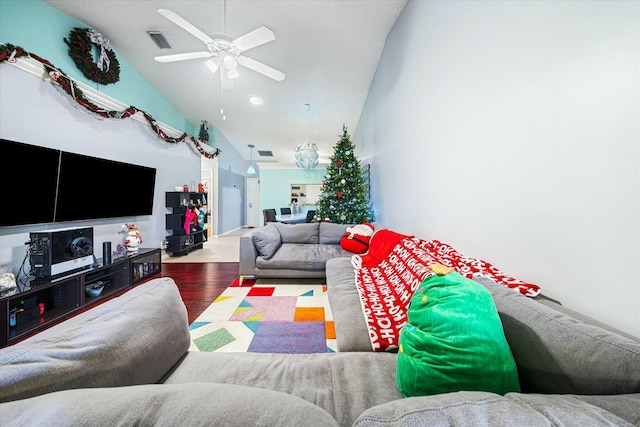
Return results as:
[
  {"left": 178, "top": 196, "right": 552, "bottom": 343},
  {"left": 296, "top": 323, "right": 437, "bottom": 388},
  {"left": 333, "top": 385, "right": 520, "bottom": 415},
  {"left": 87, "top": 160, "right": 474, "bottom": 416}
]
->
[{"left": 247, "top": 178, "right": 260, "bottom": 227}]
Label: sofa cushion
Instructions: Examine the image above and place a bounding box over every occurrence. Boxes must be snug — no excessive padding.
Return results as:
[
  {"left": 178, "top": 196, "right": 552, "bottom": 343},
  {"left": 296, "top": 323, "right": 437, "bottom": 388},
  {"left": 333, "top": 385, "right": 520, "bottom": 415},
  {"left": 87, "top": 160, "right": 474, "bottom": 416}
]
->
[
  {"left": 326, "top": 257, "right": 373, "bottom": 351},
  {"left": 0, "top": 277, "right": 190, "bottom": 403},
  {"left": 252, "top": 223, "right": 282, "bottom": 259},
  {"left": 0, "top": 383, "right": 339, "bottom": 427},
  {"left": 256, "top": 244, "right": 350, "bottom": 270},
  {"left": 473, "top": 276, "right": 640, "bottom": 395},
  {"left": 275, "top": 222, "right": 319, "bottom": 244},
  {"left": 163, "top": 351, "right": 401, "bottom": 427},
  {"left": 319, "top": 222, "right": 350, "bottom": 244},
  {"left": 353, "top": 391, "right": 640, "bottom": 426},
  {"left": 396, "top": 271, "right": 520, "bottom": 397}
]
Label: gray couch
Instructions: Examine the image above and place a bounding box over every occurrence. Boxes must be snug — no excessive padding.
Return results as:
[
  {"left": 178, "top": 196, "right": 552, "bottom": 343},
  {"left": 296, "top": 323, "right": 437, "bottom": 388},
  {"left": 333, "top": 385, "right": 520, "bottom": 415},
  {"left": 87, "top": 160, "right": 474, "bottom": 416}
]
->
[
  {"left": 2, "top": 274, "right": 640, "bottom": 426},
  {"left": 239, "top": 222, "right": 353, "bottom": 279}
]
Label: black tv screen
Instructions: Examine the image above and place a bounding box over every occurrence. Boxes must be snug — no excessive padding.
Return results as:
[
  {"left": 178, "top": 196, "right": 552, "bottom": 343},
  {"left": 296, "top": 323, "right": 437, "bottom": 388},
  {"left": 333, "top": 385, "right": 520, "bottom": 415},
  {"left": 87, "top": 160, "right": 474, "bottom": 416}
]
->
[
  {"left": 0, "top": 139, "right": 60, "bottom": 226},
  {"left": 0, "top": 139, "right": 157, "bottom": 226},
  {"left": 55, "top": 151, "right": 156, "bottom": 222}
]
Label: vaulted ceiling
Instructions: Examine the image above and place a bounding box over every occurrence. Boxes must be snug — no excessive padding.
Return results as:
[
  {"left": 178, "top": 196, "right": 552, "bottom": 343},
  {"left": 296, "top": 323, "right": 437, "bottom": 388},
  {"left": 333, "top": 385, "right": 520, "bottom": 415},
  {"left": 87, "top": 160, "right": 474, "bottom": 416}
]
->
[{"left": 44, "top": 0, "right": 407, "bottom": 165}]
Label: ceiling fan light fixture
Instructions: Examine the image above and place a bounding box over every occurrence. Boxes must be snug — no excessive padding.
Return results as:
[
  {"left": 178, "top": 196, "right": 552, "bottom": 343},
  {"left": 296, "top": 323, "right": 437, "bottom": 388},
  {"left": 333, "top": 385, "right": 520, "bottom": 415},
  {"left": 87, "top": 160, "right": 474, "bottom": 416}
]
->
[
  {"left": 221, "top": 54, "right": 239, "bottom": 79},
  {"left": 226, "top": 67, "right": 240, "bottom": 79},
  {"left": 223, "top": 55, "right": 237, "bottom": 69},
  {"left": 204, "top": 57, "right": 220, "bottom": 74}
]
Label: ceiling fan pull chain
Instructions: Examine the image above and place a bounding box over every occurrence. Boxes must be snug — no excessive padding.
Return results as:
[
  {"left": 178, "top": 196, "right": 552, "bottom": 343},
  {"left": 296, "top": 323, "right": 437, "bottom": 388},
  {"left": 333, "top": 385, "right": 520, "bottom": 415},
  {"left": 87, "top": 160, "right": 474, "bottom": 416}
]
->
[
  {"left": 222, "top": 0, "right": 226, "bottom": 34},
  {"left": 220, "top": 82, "right": 226, "bottom": 121}
]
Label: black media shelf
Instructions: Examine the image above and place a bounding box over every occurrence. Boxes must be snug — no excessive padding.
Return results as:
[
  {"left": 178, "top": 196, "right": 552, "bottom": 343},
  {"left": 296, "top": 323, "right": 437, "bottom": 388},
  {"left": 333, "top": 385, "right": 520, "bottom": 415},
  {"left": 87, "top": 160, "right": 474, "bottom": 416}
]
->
[
  {"left": 0, "top": 248, "right": 161, "bottom": 348},
  {"left": 165, "top": 191, "right": 208, "bottom": 256}
]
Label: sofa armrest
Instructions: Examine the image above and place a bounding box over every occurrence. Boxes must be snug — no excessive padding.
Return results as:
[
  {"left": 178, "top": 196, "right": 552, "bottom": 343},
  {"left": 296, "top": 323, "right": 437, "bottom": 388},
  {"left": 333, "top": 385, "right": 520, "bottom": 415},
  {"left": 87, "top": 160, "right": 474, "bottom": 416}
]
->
[
  {"left": 354, "top": 391, "right": 640, "bottom": 426},
  {"left": 0, "top": 277, "right": 190, "bottom": 403},
  {"left": 0, "top": 383, "right": 340, "bottom": 427},
  {"left": 473, "top": 276, "right": 640, "bottom": 395},
  {"left": 239, "top": 229, "right": 259, "bottom": 276}
]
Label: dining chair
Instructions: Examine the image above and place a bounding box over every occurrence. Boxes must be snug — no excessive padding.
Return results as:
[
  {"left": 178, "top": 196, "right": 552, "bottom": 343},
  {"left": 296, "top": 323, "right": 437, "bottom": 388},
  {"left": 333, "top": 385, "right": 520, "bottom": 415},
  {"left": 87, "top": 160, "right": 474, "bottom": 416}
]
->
[
  {"left": 305, "top": 210, "right": 316, "bottom": 223},
  {"left": 280, "top": 207, "right": 292, "bottom": 215},
  {"left": 263, "top": 209, "right": 277, "bottom": 225}
]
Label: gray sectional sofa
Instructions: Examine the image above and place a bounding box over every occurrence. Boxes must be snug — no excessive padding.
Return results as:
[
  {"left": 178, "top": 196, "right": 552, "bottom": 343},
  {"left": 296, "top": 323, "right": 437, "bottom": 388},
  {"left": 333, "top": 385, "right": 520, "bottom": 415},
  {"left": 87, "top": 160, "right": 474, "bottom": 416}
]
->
[
  {"left": 2, "top": 271, "right": 640, "bottom": 426},
  {"left": 239, "top": 222, "right": 352, "bottom": 279}
]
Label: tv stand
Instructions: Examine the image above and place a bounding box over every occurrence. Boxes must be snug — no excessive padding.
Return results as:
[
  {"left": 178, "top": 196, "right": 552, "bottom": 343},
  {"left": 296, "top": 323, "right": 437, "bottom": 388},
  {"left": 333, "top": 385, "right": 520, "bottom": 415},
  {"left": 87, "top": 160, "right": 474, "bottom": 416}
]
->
[{"left": 0, "top": 248, "right": 161, "bottom": 348}]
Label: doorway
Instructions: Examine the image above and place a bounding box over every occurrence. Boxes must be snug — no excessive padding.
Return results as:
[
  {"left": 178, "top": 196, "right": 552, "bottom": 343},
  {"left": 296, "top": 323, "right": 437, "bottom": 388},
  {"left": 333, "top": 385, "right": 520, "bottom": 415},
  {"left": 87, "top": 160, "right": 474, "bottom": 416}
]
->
[
  {"left": 201, "top": 156, "right": 217, "bottom": 236},
  {"left": 247, "top": 177, "right": 260, "bottom": 227}
]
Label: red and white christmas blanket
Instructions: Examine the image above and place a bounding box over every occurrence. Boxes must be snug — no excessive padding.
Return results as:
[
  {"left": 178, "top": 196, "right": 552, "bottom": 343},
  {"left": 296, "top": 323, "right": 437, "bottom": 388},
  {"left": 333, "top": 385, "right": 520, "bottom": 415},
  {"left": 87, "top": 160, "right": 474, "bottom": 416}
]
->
[{"left": 352, "top": 230, "right": 541, "bottom": 352}]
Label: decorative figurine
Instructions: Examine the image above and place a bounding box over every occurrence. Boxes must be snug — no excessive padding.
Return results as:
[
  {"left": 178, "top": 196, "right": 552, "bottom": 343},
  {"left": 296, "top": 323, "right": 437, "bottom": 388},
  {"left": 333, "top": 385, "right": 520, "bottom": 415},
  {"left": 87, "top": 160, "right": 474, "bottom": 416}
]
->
[
  {"left": 122, "top": 223, "right": 142, "bottom": 252},
  {"left": 0, "top": 271, "right": 17, "bottom": 296},
  {"left": 114, "top": 244, "right": 128, "bottom": 258}
]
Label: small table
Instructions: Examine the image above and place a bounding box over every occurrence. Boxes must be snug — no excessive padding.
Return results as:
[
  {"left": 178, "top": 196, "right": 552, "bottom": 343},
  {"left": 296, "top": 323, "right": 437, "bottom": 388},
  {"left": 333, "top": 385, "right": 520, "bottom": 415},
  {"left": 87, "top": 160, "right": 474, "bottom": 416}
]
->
[{"left": 276, "top": 213, "right": 307, "bottom": 224}]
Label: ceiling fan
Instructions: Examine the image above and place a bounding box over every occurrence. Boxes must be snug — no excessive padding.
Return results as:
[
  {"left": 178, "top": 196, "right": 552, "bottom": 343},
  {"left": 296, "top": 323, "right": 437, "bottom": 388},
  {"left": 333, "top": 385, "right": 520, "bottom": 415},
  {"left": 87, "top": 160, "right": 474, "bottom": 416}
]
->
[{"left": 154, "top": 7, "right": 285, "bottom": 90}]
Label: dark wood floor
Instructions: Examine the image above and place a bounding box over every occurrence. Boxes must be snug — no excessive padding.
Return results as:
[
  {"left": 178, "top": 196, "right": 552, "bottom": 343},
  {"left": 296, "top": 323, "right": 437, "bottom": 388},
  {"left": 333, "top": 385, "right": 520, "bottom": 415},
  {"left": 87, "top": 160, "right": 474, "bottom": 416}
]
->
[{"left": 159, "top": 262, "right": 239, "bottom": 324}]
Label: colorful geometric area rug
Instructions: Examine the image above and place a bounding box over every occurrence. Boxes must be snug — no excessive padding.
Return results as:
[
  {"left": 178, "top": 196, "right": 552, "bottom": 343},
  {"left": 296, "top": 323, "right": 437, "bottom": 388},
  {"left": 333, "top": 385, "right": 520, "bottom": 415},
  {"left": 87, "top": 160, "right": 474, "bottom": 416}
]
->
[{"left": 188, "top": 277, "right": 336, "bottom": 353}]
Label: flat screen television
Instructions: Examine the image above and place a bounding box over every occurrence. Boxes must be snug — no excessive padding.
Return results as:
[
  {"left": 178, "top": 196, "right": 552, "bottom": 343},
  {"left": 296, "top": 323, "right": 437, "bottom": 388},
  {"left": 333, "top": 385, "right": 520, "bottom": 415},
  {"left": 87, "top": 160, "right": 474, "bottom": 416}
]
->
[
  {"left": 1, "top": 139, "right": 60, "bottom": 226},
  {"left": 0, "top": 139, "right": 157, "bottom": 226},
  {"left": 55, "top": 151, "right": 157, "bottom": 222}
]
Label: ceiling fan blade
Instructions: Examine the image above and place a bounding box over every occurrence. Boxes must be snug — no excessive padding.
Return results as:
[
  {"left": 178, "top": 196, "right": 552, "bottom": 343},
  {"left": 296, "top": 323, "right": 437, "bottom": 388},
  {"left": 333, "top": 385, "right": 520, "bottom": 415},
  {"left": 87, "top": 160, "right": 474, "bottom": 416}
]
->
[
  {"left": 154, "top": 51, "right": 213, "bottom": 63},
  {"left": 232, "top": 26, "right": 276, "bottom": 52},
  {"left": 157, "top": 8, "right": 213, "bottom": 44},
  {"left": 237, "top": 56, "right": 285, "bottom": 81}
]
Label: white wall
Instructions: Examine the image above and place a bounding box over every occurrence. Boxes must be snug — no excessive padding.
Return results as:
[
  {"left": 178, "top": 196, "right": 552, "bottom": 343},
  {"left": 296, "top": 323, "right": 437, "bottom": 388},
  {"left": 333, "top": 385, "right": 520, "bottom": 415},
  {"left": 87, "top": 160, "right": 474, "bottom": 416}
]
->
[
  {"left": 355, "top": 0, "right": 639, "bottom": 337},
  {"left": 212, "top": 131, "right": 251, "bottom": 235},
  {"left": 0, "top": 64, "right": 202, "bottom": 274}
]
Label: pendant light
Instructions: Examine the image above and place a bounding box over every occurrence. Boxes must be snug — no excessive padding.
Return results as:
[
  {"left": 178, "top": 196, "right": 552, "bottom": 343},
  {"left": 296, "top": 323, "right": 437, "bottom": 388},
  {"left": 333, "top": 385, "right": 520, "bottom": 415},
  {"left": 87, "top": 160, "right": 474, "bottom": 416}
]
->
[
  {"left": 247, "top": 144, "right": 256, "bottom": 175},
  {"left": 294, "top": 103, "right": 319, "bottom": 171}
]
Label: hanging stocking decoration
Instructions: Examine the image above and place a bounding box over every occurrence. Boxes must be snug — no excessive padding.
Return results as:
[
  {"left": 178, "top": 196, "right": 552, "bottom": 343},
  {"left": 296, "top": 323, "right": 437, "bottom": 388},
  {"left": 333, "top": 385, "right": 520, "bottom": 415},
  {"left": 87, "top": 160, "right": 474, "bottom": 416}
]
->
[{"left": 184, "top": 206, "right": 196, "bottom": 234}]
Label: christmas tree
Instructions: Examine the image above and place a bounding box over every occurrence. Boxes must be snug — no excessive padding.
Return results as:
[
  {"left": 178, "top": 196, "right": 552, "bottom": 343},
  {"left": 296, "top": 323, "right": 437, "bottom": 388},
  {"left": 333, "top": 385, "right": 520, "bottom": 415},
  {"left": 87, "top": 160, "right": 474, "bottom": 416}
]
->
[{"left": 315, "top": 125, "right": 371, "bottom": 224}]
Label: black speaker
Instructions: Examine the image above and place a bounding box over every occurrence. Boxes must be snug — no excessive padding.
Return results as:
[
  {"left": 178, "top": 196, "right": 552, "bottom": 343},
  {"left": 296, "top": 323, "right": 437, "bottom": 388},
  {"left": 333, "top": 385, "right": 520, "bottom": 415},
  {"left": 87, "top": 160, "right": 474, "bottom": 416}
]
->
[
  {"left": 70, "top": 236, "right": 93, "bottom": 257},
  {"left": 103, "top": 242, "right": 112, "bottom": 265}
]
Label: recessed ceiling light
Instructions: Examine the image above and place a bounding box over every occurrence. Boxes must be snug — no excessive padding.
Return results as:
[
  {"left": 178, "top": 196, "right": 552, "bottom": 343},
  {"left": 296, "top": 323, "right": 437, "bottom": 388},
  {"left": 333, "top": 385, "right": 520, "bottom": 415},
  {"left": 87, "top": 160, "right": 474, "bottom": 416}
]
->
[{"left": 248, "top": 95, "right": 264, "bottom": 105}]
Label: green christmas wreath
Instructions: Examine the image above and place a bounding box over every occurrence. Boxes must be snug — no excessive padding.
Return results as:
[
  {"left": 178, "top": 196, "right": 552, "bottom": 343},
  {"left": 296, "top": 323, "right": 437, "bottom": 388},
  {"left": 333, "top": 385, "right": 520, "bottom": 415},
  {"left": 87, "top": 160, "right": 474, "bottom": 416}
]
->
[{"left": 64, "top": 27, "right": 120, "bottom": 85}]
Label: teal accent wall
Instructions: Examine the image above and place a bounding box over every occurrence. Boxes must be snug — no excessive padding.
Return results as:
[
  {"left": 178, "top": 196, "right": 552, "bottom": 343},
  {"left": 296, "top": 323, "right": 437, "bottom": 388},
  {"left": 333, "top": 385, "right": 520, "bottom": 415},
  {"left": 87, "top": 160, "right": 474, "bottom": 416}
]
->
[
  {"left": 0, "top": 0, "right": 197, "bottom": 136},
  {"left": 259, "top": 168, "right": 327, "bottom": 215},
  {"left": 208, "top": 127, "right": 219, "bottom": 148}
]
